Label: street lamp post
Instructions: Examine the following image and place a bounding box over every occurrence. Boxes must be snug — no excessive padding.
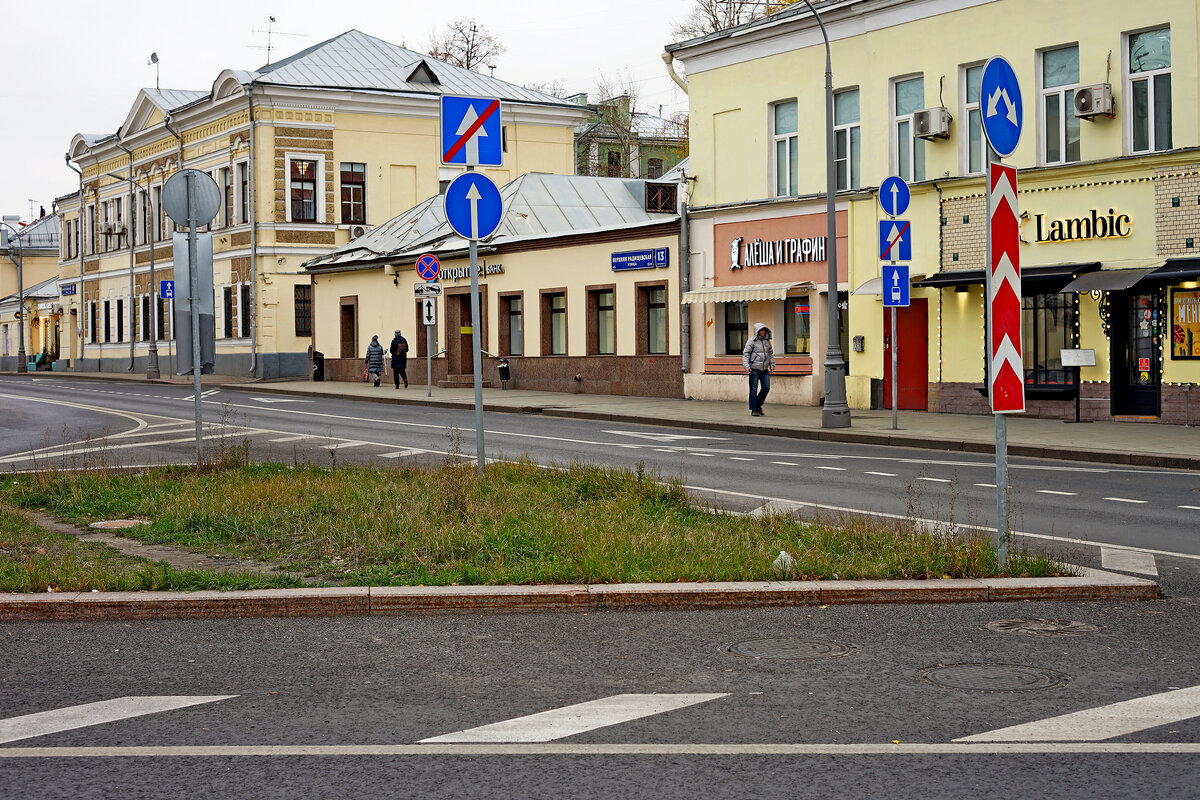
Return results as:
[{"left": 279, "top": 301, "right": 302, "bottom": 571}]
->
[
  {"left": 0, "top": 220, "right": 28, "bottom": 373},
  {"left": 799, "top": 0, "right": 851, "bottom": 428}
]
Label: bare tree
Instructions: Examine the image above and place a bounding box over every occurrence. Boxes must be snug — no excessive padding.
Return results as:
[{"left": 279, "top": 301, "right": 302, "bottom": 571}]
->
[
  {"left": 576, "top": 75, "right": 688, "bottom": 179},
  {"left": 523, "top": 79, "right": 569, "bottom": 98},
  {"left": 427, "top": 17, "right": 506, "bottom": 71},
  {"left": 671, "top": 0, "right": 804, "bottom": 40}
]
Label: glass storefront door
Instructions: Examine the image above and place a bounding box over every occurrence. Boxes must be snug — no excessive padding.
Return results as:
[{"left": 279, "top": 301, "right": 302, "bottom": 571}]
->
[{"left": 1111, "top": 292, "right": 1161, "bottom": 416}]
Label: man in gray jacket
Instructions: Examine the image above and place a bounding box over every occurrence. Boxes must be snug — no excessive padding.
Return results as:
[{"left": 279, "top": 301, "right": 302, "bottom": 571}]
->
[{"left": 742, "top": 322, "right": 775, "bottom": 416}]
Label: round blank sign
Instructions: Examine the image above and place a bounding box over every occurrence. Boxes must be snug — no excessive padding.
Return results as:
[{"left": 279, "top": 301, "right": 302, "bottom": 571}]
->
[{"left": 162, "top": 169, "right": 222, "bottom": 226}]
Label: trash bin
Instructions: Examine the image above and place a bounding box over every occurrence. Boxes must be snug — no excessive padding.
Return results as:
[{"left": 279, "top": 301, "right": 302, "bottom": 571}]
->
[
  {"left": 311, "top": 350, "right": 325, "bottom": 382},
  {"left": 497, "top": 358, "right": 510, "bottom": 389}
]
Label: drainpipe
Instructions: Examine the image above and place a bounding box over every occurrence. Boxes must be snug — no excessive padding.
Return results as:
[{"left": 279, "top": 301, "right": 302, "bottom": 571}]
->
[
  {"left": 246, "top": 84, "right": 258, "bottom": 377},
  {"left": 64, "top": 154, "right": 84, "bottom": 369},
  {"left": 661, "top": 52, "right": 688, "bottom": 94},
  {"left": 164, "top": 115, "right": 184, "bottom": 167},
  {"left": 680, "top": 201, "right": 690, "bottom": 374},
  {"left": 115, "top": 129, "right": 136, "bottom": 372}
]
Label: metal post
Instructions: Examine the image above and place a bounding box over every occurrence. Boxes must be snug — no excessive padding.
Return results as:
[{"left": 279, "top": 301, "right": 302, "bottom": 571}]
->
[
  {"left": 426, "top": 322, "right": 433, "bottom": 398},
  {"left": 891, "top": 307, "right": 898, "bottom": 430},
  {"left": 985, "top": 144, "right": 1008, "bottom": 564},
  {"left": 186, "top": 172, "right": 204, "bottom": 466},
  {"left": 146, "top": 186, "right": 160, "bottom": 379},
  {"left": 469, "top": 237, "right": 485, "bottom": 475},
  {"left": 15, "top": 230, "right": 26, "bottom": 373}
]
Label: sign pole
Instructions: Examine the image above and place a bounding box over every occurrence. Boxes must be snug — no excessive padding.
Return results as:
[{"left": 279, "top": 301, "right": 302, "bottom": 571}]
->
[
  {"left": 890, "top": 306, "right": 898, "bottom": 430},
  {"left": 426, "top": 320, "right": 433, "bottom": 399},
  {"left": 986, "top": 145, "right": 1009, "bottom": 565},
  {"left": 186, "top": 172, "right": 204, "bottom": 467},
  {"left": 466, "top": 167, "right": 486, "bottom": 476}
]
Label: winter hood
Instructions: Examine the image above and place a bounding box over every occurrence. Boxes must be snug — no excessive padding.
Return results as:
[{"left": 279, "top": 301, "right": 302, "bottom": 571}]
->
[{"left": 753, "top": 323, "right": 771, "bottom": 337}]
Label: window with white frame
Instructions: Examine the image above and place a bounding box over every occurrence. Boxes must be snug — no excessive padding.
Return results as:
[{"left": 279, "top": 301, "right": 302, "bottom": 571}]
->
[
  {"left": 1128, "top": 27, "right": 1172, "bottom": 153},
  {"left": 287, "top": 156, "right": 324, "bottom": 223},
  {"left": 834, "top": 89, "right": 860, "bottom": 191},
  {"left": 1042, "top": 46, "right": 1081, "bottom": 165},
  {"left": 963, "top": 64, "right": 985, "bottom": 174},
  {"left": 771, "top": 100, "right": 799, "bottom": 197},
  {"left": 237, "top": 161, "right": 249, "bottom": 224},
  {"left": 220, "top": 167, "right": 232, "bottom": 228},
  {"left": 893, "top": 76, "right": 925, "bottom": 182}
]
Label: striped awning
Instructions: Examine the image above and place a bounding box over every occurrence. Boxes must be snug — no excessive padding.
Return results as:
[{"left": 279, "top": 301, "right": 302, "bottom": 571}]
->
[{"left": 681, "top": 281, "right": 813, "bottom": 304}]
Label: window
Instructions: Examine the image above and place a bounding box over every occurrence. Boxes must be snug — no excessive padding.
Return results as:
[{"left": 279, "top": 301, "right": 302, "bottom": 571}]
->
[
  {"left": 606, "top": 150, "right": 623, "bottom": 177},
  {"left": 340, "top": 162, "right": 366, "bottom": 224},
  {"left": 1042, "top": 46, "right": 1081, "bottom": 165},
  {"left": 963, "top": 64, "right": 985, "bottom": 174},
  {"left": 115, "top": 298, "right": 124, "bottom": 342},
  {"left": 724, "top": 302, "right": 748, "bottom": 355},
  {"left": 240, "top": 284, "right": 252, "bottom": 339},
  {"left": 834, "top": 89, "right": 860, "bottom": 191},
  {"left": 156, "top": 296, "right": 169, "bottom": 340},
  {"left": 499, "top": 294, "right": 523, "bottom": 356},
  {"left": 87, "top": 205, "right": 96, "bottom": 254},
  {"left": 647, "top": 158, "right": 664, "bottom": 179},
  {"left": 115, "top": 198, "right": 123, "bottom": 245},
  {"left": 141, "top": 296, "right": 151, "bottom": 342},
  {"left": 220, "top": 167, "right": 232, "bottom": 227},
  {"left": 1023, "top": 292, "right": 1077, "bottom": 386},
  {"left": 89, "top": 301, "right": 99, "bottom": 343},
  {"left": 102, "top": 203, "right": 111, "bottom": 251},
  {"left": 645, "top": 287, "right": 667, "bottom": 355},
  {"left": 289, "top": 158, "right": 318, "bottom": 222},
  {"left": 152, "top": 187, "right": 164, "bottom": 241},
  {"left": 294, "top": 284, "right": 312, "bottom": 337},
  {"left": 589, "top": 288, "right": 615, "bottom": 355},
  {"left": 223, "top": 287, "right": 235, "bottom": 339},
  {"left": 645, "top": 183, "right": 677, "bottom": 213},
  {"left": 237, "top": 162, "right": 249, "bottom": 224},
  {"left": 1128, "top": 27, "right": 1171, "bottom": 153},
  {"left": 543, "top": 292, "right": 567, "bottom": 355},
  {"left": 784, "top": 297, "right": 812, "bottom": 354},
  {"left": 772, "top": 100, "right": 799, "bottom": 196},
  {"left": 894, "top": 77, "right": 925, "bottom": 182}
]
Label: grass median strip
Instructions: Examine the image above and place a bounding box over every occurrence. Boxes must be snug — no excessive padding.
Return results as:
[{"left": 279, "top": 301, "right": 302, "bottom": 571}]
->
[{"left": 1, "top": 460, "right": 1068, "bottom": 591}]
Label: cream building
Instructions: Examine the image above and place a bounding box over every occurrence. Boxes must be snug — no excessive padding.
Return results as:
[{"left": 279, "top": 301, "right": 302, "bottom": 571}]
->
[
  {"left": 57, "top": 30, "right": 590, "bottom": 378},
  {"left": 668, "top": 0, "right": 1200, "bottom": 423},
  {"left": 1, "top": 214, "right": 61, "bottom": 371}
]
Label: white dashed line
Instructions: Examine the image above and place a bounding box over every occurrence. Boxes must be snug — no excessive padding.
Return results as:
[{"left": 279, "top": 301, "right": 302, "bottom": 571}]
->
[
  {"left": 865, "top": 471, "right": 897, "bottom": 477},
  {"left": 1104, "top": 497, "right": 1147, "bottom": 504},
  {"left": 729, "top": 457, "right": 755, "bottom": 462},
  {"left": 1180, "top": 505, "right": 1200, "bottom": 511},
  {"left": 1037, "top": 490, "right": 1077, "bottom": 496},
  {"left": 975, "top": 483, "right": 996, "bottom": 488},
  {"left": 690, "top": 453, "right": 715, "bottom": 457},
  {"left": 816, "top": 466, "right": 846, "bottom": 471},
  {"left": 918, "top": 477, "right": 951, "bottom": 483},
  {"left": 772, "top": 461, "right": 798, "bottom": 466},
  {"left": 654, "top": 448, "right": 675, "bottom": 453}
]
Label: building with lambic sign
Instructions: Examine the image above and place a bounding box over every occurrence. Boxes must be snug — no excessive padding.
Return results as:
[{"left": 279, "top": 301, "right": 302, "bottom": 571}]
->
[
  {"left": 57, "top": 30, "right": 589, "bottom": 378},
  {"left": 667, "top": 0, "right": 1200, "bottom": 423}
]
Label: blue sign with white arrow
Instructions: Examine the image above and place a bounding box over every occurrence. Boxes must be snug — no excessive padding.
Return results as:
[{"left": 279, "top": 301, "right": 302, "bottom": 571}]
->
[
  {"left": 160, "top": 280, "right": 175, "bottom": 299},
  {"left": 444, "top": 172, "right": 504, "bottom": 241},
  {"left": 980, "top": 56, "right": 1023, "bottom": 158},
  {"left": 441, "top": 96, "right": 503, "bottom": 167},
  {"left": 879, "top": 220, "right": 911, "bottom": 262},
  {"left": 882, "top": 264, "right": 910, "bottom": 308},
  {"left": 879, "top": 176, "right": 910, "bottom": 217}
]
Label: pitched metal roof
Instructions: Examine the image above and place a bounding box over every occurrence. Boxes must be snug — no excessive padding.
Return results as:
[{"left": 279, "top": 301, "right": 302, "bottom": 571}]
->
[
  {"left": 2, "top": 214, "right": 58, "bottom": 251},
  {"left": 143, "top": 88, "right": 208, "bottom": 113}
]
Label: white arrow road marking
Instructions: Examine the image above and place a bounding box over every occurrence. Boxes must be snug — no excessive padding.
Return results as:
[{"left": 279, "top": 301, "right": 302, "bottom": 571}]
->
[
  {"left": 0, "top": 696, "right": 237, "bottom": 744},
  {"left": 250, "top": 397, "right": 312, "bottom": 404},
  {"left": 956, "top": 685, "right": 1200, "bottom": 743},
  {"left": 1101, "top": 547, "right": 1158, "bottom": 576},
  {"left": 420, "top": 693, "right": 728, "bottom": 744},
  {"left": 604, "top": 430, "right": 729, "bottom": 443}
]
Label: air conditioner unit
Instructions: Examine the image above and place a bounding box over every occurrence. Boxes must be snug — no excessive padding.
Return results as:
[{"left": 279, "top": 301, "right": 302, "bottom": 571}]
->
[
  {"left": 1074, "top": 84, "right": 1114, "bottom": 119},
  {"left": 346, "top": 224, "right": 371, "bottom": 239},
  {"left": 913, "top": 107, "right": 951, "bottom": 140}
]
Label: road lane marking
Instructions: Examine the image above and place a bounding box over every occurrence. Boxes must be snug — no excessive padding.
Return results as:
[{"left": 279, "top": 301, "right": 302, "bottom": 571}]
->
[
  {"left": 376, "top": 449, "right": 425, "bottom": 459},
  {"left": 772, "top": 461, "right": 798, "bottom": 466},
  {"left": 865, "top": 471, "right": 897, "bottom": 477},
  {"left": 918, "top": 477, "right": 950, "bottom": 483},
  {"left": 654, "top": 448, "right": 675, "bottom": 453},
  {"left": 325, "top": 441, "right": 367, "bottom": 450},
  {"left": 1101, "top": 547, "right": 1158, "bottom": 576},
  {"left": 816, "top": 466, "right": 846, "bottom": 471},
  {"left": 605, "top": 431, "right": 729, "bottom": 443},
  {"left": 956, "top": 685, "right": 1200, "bottom": 742},
  {"left": 1037, "top": 490, "right": 1077, "bottom": 496},
  {"left": 269, "top": 435, "right": 312, "bottom": 442},
  {"left": 1104, "top": 497, "right": 1148, "bottom": 504},
  {"left": 1179, "top": 505, "right": 1200, "bottom": 511},
  {"left": 419, "top": 694, "right": 728, "bottom": 744},
  {"left": 974, "top": 483, "right": 996, "bottom": 488},
  {"left": 691, "top": 453, "right": 715, "bottom": 457},
  {"left": 0, "top": 696, "right": 237, "bottom": 745},
  {"left": 729, "top": 457, "right": 755, "bottom": 462}
]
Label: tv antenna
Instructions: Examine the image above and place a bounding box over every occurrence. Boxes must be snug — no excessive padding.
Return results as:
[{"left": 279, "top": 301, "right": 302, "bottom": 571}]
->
[
  {"left": 249, "top": 16, "right": 306, "bottom": 66},
  {"left": 148, "top": 52, "right": 159, "bottom": 90}
]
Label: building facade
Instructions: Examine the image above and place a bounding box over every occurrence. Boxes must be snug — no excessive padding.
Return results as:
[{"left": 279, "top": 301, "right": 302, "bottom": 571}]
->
[
  {"left": 668, "top": 0, "right": 1200, "bottom": 423},
  {"left": 1, "top": 214, "right": 61, "bottom": 371},
  {"left": 56, "top": 30, "right": 590, "bottom": 378}
]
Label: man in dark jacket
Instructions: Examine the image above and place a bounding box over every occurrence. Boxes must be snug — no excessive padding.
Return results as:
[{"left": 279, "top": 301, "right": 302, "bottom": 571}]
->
[
  {"left": 365, "top": 335, "right": 386, "bottom": 387},
  {"left": 389, "top": 329, "right": 409, "bottom": 388}
]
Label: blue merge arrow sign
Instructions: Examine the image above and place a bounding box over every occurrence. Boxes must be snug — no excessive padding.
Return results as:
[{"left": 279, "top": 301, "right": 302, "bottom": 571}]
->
[
  {"left": 980, "top": 56, "right": 1023, "bottom": 157},
  {"left": 444, "top": 172, "right": 504, "bottom": 241}
]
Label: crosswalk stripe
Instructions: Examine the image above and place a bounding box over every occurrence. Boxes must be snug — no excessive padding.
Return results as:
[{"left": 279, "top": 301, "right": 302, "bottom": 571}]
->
[
  {"left": 325, "top": 441, "right": 367, "bottom": 450},
  {"left": 377, "top": 449, "right": 424, "bottom": 458},
  {"left": 269, "top": 435, "right": 312, "bottom": 442},
  {"left": 0, "top": 696, "right": 237, "bottom": 745},
  {"left": 1101, "top": 547, "right": 1158, "bottom": 576},
  {"left": 955, "top": 685, "right": 1200, "bottom": 743},
  {"left": 419, "top": 693, "right": 728, "bottom": 744}
]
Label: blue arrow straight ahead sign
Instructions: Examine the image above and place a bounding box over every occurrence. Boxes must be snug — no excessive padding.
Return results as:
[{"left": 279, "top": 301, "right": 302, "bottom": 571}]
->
[
  {"left": 879, "top": 220, "right": 912, "bottom": 262},
  {"left": 879, "top": 176, "right": 910, "bottom": 217},
  {"left": 882, "top": 264, "right": 910, "bottom": 308},
  {"left": 444, "top": 172, "right": 504, "bottom": 241},
  {"left": 160, "top": 280, "right": 174, "bottom": 299},
  {"left": 441, "top": 96, "right": 503, "bottom": 167},
  {"left": 980, "top": 56, "right": 1024, "bottom": 157}
]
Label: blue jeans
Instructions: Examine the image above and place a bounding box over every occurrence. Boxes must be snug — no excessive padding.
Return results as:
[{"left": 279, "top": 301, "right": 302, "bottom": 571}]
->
[{"left": 748, "top": 369, "right": 770, "bottom": 411}]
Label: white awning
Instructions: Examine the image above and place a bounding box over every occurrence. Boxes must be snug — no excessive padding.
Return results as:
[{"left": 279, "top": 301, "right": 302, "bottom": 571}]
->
[{"left": 681, "top": 281, "right": 814, "bottom": 304}]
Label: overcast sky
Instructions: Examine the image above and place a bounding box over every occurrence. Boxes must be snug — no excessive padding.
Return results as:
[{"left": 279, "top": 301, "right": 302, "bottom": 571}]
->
[{"left": 0, "top": 0, "right": 693, "bottom": 223}]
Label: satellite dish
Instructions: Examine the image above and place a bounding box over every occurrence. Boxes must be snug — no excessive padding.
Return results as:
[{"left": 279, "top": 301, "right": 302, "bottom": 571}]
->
[{"left": 149, "top": 52, "right": 158, "bottom": 65}]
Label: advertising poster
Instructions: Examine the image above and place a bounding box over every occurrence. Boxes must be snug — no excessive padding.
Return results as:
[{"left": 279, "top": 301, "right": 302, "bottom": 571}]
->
[{"left": 1171, "top": 289, "right": 1200, "bottom": 359}]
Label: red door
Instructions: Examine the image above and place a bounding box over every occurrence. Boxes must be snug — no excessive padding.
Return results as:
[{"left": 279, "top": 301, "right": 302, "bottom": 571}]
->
[{"left": 883, "top": 298, "right": 928, "bottom": 410}]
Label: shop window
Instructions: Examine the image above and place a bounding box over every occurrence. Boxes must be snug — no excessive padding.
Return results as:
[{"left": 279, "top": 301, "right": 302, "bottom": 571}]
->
[
  {"left": 542, "top": 292, "right": 567, "bottom": 355},
  {"left": 834, "top": 89, "right": 860, "bottom": 191},
  {"left": 289, "top": 158, "right": 319, "bottom": 222},
  {"left": 784, "top": 297, "right": 812, "bottom": 354},
  {"left": 771, "top": 99, "right": 799, "bottom": 197},
  {"left": 1042, "top": 46, "right": 1081, "bottom": 165},
  {"left": 963, "top": 64, "right": 985, "bottom": 174},
  {"left": 724, "top": 301, "right": 748, "bottom": 355},
  {"left": 647, "top": 158, "right": 664, "bottom": 179},
  {"left": 501, "top": 293, "right": 523, "bottom": 356},
  {"left": 893, "top": 76, "right": 925, "bottom": 182},
  {"left": 1128, "top": 27, "right": 1172, "bottom": 154},
  {"left": 1022, "top": 292, "right": 1077, "bottom": 386},
  {"left": 340, "top": 162, "right": 366, "bottom": 224},
  {"left": 588, "top": 288, "right": 616, "bottom": 355},
  {"left": 294, "top": 284, "right": 312, "bottom": 337},
  {"left": 643, "top": 286, "right": 667, "bottom": 355}
]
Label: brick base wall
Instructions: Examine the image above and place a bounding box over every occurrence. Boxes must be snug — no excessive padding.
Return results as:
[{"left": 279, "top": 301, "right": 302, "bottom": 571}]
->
[{"left": 934, "top": 381, "right": 1199, "bottom": 425}]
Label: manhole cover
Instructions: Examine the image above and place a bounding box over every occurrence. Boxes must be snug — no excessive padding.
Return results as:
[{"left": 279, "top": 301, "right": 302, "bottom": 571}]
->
[
  {"left": 985, "top": 618, "right": 1100, "bottom": 637},
  {"left": 917, "top": 663, "right": 1070, "bottom": 692},
  {"left": 725, "top": 637, "right": 857, "bottom": 661},
  {"left": 88, "top": 519, "right": 150, "bottom": 530}
]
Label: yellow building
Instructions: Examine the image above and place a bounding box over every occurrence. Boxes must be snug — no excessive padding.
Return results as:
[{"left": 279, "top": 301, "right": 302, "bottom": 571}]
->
[
  {"left": 57, "top": 30, "right": 590, "bottom": 378},
  {"left": 668, "top": 0, "right": 1200, "bottom": 423},
  {"left": 1, "top": 214, "right": 61, "bottom": 370},
  {"left": 303, "top": 173, "right": 683, "bottom": 395}
]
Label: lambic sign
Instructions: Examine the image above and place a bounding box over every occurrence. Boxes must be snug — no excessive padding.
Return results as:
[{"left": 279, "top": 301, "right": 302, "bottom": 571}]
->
[
  {"left": 1033, "top": 208, "right": 1132, "bottom": 243},
  {"left": 730, "top": 235, "right": 827, "bottom": 270}
]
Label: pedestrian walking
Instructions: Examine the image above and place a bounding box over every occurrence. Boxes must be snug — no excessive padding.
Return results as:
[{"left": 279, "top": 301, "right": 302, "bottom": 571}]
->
[
  {"left": 389, "top": 329, "right": 409, "bottom": 388},
  {"left": 365, "top": 335, "right": 386, "bottom": 387},
  {"left": 742, "top": 322, "right": 774, "bottom": 416}
]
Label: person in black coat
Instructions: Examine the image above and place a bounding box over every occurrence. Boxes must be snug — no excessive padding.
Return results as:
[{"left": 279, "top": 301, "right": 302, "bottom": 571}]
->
[
  {"left": 389, "top": 329, "right": 409, "bottom": 388},
  {"left": 364, "top": 335, "right": 386, "bottom": 387}
]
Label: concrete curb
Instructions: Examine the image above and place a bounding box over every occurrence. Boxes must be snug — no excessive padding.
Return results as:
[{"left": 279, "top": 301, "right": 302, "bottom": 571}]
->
[{"left": 0, "top": 572, "right": 1161, "bottom": 622}]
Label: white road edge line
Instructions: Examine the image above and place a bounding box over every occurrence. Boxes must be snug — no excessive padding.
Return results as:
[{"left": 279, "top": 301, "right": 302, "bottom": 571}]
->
[{"left": 0, "top": 696, "right": 238, "bottom": 745}]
